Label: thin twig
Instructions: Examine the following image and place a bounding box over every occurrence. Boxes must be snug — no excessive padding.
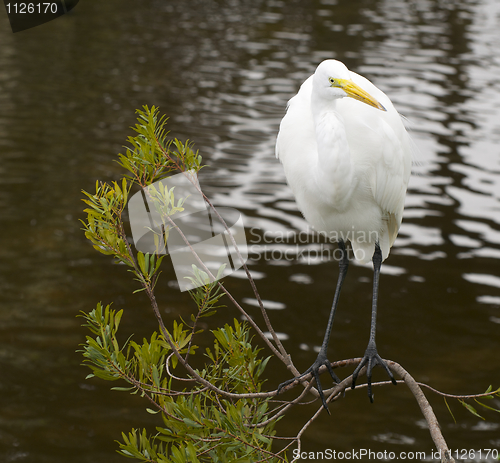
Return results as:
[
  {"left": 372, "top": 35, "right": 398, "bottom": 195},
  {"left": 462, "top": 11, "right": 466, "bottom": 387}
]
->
[
  {"left": 250, "top": 380, "right": 316, "bottom": 428},
  {"left": 165, "top": 352, "right": 196, "bottom": 382},
  {"left": 200, "top": 190, "right": 290, "bottom": 359},
  {"left": 416, "top": 383, "right": 500, "bottom": 400}
]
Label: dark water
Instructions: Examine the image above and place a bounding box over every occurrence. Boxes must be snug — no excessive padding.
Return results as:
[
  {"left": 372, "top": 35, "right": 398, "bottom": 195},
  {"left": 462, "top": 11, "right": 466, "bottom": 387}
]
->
[{"left": 0, "top": 0, "right": 499, "bottom": 461}]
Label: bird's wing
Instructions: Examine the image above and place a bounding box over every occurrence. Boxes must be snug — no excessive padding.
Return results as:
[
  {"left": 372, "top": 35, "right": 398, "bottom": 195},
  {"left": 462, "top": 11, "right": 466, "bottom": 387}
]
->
[
  {"left": 372, "top": 119, "right": 410, "bottom": 216},
  {"left": 340, "top": 71, "right": 413, "bottom": 248},
  {"left": 276, "top": 76, "right": 314, "bottom": 162}
]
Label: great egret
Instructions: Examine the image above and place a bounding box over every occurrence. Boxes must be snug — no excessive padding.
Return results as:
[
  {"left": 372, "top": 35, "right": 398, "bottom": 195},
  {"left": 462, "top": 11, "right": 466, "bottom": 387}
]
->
[{"left": 275, "top": 59, "right": 412, "bottom": 409}]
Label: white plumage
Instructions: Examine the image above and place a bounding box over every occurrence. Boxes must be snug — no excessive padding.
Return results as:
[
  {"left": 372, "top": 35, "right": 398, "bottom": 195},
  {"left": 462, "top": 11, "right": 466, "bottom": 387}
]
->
[
  {"left": 275, "top": 59, "right": 412, "bottom": 407},
  {"left": 276, "top": 59, "right": 412, "bottom": 263}
]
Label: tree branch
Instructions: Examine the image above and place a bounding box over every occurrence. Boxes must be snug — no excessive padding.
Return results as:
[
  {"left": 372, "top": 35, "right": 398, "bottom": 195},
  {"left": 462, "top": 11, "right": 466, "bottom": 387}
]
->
[{"left": 387, "top": 361, "right": 455, "bottom": 463}]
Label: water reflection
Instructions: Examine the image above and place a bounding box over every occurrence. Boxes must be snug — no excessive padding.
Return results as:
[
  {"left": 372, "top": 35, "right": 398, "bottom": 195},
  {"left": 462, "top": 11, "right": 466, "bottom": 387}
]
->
[{"left": 0, "top": 0, "right": 499, "bottom": 460}]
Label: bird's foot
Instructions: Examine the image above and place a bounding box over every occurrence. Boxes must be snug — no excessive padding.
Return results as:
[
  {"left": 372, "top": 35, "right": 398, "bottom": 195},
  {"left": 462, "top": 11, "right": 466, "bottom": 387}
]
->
[
  {"left": 277, "top": 350, "right": 340, "bottom": 412},
  {"left": 351, "top": 341, "right": 396, "bottom": 402}
]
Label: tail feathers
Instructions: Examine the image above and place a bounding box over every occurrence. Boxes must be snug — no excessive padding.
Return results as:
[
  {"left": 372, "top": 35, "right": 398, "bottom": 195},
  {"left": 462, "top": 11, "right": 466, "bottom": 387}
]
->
[
  {"left": 351, "top": 240, "right": 376, "bottom": 264},
  {"left": 351, "top": 213, "right": 399, "bottom": 264}
]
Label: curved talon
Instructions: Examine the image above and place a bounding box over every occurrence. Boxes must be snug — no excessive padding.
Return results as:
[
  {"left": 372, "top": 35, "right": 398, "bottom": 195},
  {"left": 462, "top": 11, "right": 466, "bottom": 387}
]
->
[
  {"left": 277, "top": 352, "right": 340, "bottom": 413},
  {"left": 351, "top": 343, "right": 397, "bottom": 402}
]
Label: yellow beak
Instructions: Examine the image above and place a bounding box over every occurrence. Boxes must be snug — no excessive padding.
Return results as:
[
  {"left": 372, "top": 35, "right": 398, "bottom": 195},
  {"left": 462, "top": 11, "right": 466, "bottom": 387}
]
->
[{"left": 334, "top": 79, "right": 386, "bottom": 111}]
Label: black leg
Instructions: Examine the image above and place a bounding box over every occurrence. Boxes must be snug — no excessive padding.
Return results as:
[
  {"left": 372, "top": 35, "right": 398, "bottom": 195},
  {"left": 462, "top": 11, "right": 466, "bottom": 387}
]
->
[
  {"left": 351, "top": 243, "right": 397, "bottom": 401},
  {"left": 278, "top": 240, "right": 349, "bottom": 412}
]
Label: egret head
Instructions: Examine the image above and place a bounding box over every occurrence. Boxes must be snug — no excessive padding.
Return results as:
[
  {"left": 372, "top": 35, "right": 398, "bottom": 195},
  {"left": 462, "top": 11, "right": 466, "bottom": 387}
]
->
[{"left": 313, "top": 60, "right": 386, "bottom": 111}]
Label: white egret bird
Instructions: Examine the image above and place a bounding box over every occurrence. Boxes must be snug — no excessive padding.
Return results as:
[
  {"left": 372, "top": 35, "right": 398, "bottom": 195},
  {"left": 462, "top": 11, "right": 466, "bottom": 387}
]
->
[{"left": 276, "top": 59, "right": 412, "bottom": 409}]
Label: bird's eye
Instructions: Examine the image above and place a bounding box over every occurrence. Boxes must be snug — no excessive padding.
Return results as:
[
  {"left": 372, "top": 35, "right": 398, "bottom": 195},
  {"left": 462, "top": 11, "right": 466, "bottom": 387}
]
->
[{"left": 329, "top": 77, "right": 337, "bottom": 86}]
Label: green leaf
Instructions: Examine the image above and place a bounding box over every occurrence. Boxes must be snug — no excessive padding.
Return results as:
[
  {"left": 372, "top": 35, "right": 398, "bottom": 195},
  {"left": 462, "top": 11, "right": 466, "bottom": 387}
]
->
[
  {"left": 114, "top": 309, "right": 123, "bottom": 331},
  {"left": 254, "top": 432, "right": 271, "bottom": 444},
  {"left": 137, "top": 252, "right": 146, "bottom": 275},
  {"left": 182, "top": 418, "right": 202, "bottom": 428},
  {"left": 474, "top": 399, "right": 500, "bottom": 414},
  {"left": 459, "top": 400, "right": 484, "bottom": 420},
  {"left": 152, "top": 364, "right": 161, "bottom": 386},
  {"left": 170, "top": 353, "right": 178, "bottom": 369}
]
